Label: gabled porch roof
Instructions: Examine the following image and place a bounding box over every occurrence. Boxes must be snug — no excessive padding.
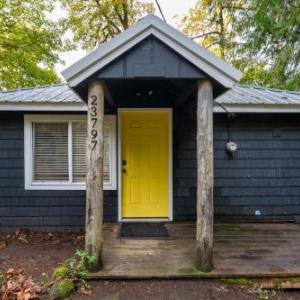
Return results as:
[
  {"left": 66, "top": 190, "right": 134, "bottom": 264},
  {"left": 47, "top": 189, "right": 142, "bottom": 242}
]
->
[{"left": 62, "top": 14, "right": 242, "bottom": 89}]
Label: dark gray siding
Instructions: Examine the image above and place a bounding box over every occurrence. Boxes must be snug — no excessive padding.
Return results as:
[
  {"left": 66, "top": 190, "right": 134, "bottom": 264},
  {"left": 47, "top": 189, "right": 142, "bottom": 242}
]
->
[
  {"left": 97, "top": 36, "right": 205, "bottom": 79},
  {"left": 1, "top": 109, "right": 300, "bottom": 231},
  {"left": 0, "top": 112, "right": 117, "bottom": 232},
  {"left": 214, "top": 113, "right": 300, "bottom": 222},
  {"left": 173, "top": 105, "right": 300, "bottom": 222}
]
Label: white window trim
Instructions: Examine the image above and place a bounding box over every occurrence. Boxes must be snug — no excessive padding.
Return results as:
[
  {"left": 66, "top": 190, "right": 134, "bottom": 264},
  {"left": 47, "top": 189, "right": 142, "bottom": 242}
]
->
[{"left": 24, "top": 114, "right": 117, "bottom": 190}]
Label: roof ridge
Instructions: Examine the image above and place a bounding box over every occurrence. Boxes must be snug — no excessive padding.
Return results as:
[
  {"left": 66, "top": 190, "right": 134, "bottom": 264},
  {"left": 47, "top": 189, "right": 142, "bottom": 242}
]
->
[
  {"left": 0, "top": 83, "right": 67, "bottom": 94},
  {"left": 236, "top": 83, "right": 300, "bottom": 95}
]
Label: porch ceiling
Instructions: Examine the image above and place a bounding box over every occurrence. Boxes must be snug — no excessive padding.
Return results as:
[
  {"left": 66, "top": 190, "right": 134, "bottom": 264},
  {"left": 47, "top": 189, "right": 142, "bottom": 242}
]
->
[{"left": 77, "top": 79, "right": 218, "bottom": 108}]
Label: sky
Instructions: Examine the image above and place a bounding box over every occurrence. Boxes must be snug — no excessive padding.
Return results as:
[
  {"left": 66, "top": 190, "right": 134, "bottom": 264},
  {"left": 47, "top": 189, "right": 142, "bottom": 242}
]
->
[{"left": 55, "top": 0, "right": 197, "bottom": 75}]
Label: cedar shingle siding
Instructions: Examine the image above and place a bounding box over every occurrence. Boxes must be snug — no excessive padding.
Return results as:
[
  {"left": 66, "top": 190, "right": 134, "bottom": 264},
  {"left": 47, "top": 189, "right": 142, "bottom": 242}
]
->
[
  {"left": 174, "top": 106, "right": 300, "bottom": 222},
  {"left": 1, "top": 110, "right": 300, "bottom": 231},
  {"left": 0, "top": 112, "right": 116, "bottom": 231}
]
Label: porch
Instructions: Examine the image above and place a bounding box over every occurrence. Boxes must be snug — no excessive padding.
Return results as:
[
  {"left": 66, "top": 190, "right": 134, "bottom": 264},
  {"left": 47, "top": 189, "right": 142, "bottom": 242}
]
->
[
  {"left": 62, "top": 15, "right": 242, "bottom": 272},
  {"left": 88, "top": 222, "right": 300, "bottom": 279}
]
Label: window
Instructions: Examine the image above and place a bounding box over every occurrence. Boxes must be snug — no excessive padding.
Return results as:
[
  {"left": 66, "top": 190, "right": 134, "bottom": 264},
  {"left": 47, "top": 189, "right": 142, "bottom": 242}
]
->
[{"left": 24, "top": 115, "right": 116, "bottom": 190}]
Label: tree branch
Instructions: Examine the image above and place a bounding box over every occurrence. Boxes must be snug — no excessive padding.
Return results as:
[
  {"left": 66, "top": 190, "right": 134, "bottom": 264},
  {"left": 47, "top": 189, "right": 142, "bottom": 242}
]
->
[
  {"left": 191, "top": 31, "right": 221, "bottom": 40},
  {"left": 113, "top": 2, "right": 126, "bottom": 29}
]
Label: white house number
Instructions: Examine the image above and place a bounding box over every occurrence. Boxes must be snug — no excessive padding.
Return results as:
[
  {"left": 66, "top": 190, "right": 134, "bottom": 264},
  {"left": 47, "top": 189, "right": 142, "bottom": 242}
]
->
[{"left": 90, "top": 95, "right": 98, "bottom": 150}]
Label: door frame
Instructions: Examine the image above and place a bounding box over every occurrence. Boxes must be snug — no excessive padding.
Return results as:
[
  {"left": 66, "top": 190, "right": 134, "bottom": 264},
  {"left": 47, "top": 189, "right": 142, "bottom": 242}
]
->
[{"left": 117, "top": 108, "right": 173, "bottom": 222}]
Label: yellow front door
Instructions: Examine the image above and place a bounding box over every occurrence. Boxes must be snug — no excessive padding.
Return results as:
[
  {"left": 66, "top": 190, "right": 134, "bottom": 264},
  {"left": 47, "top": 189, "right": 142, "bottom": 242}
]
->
[{"left": 121, "top": 111, "right": 169, "bottom": 218}]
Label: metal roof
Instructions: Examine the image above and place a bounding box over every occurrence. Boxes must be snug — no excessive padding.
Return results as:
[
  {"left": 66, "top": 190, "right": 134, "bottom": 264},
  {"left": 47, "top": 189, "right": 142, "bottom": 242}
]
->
[
  {"left": 0, "top": 83, "right": 300, "bottom": 111},
  {"left": 215, "top": 84, "right": 300, "bottom": 105},
  {"left": 0, "top": 83, "right": 80, "bottom": 103}
]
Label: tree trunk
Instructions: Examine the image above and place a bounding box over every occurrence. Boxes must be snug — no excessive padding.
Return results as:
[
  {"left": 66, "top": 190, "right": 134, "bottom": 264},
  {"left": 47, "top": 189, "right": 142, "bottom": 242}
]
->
[
  {"left": 195, "top": 79, "right": 214, "bottom": 272},
  {"left": 85, "top": 79, "right": 104, "bottom": 271}
]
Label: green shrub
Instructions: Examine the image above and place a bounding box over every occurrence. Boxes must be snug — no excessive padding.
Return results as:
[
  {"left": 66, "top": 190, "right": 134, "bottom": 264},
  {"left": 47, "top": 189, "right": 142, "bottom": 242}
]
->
[
  {"left": 66, "top": 250, "right": 96, "bottom": 277},
  {"left": 53, "top": 266, "right": 70, "bottom": 279},
  {"left": 48, "top": 250, "right": 95, "bottom": 299}
]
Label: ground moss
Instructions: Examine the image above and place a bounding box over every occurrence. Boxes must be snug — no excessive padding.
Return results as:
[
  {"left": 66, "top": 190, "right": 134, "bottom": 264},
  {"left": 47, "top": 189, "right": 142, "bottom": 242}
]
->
[
  {"left": 49, "top": 278, "right": 74, "bottom": 299},
  {"left": 52, "top": 266, "right": 70, "bottom": 279},
  {"left": 57, "top": 279, "right": 74, "bottom": 298},
  {"left": 222, "top": 277, "right": 252, "bottom": 286}
]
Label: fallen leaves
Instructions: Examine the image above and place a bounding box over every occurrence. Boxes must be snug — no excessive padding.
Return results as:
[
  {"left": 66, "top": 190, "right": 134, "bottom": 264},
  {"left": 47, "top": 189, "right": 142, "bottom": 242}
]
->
[
  {"left": 0, "top": 230, "right": 84, "bottom": 247},
  {"left": 0, "top": 268, "right": 43, "bottom": 300},
  {"left": 77, "top": 286, "right": 93, "bottom": 296},
  {"left": 0, "top": 242, "right": 7, "bottom": 251},
  {"left": 0, "top": 230, "right": 86, "bottom": 299}
]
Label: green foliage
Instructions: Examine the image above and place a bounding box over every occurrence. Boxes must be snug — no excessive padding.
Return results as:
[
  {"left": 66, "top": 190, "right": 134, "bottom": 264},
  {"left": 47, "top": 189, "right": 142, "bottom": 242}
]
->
[
  {"left": 61, "top": 0, "right": 154, "bottom": 49},
  {"left": 178, "top": 0, "right": 243, "bottom": 61},
  {"left": 53, "top": 266, "right": 70, "bottom": 279},
  {"left": 63, "top": 250, "right": 96, "bottom": 277},
  {"left": 0, "top": 0, "right": 72, "bottom": 90},
  {"left": 47, "top": 250, "right": 94, "bottom": 299},
  {"left": 236, "top": 0, "right": 300, "bottom": 90},
  {"left": 179, "top": 0, "right": 300, "bottom": 91}
]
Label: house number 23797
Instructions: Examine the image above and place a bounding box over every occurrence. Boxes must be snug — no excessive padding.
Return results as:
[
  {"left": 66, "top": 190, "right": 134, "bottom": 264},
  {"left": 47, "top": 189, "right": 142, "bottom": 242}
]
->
[{"left": 90, "top": 95, "right": 98, "bottom": 151}]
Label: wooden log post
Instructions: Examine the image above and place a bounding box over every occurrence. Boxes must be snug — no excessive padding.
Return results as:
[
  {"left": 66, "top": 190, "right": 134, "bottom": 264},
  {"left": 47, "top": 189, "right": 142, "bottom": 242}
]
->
[
  {"left": 196, "top": 79, "right": 214, "bottom": 272},
  {"left": 86, "top": 79, "right": 105, "bottom": 271}
]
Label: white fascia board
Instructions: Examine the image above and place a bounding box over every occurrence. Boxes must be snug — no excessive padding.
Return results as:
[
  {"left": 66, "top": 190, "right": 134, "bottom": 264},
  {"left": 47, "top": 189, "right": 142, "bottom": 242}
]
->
[
  {"left": 152, "top": 30, "right": 237, "bottom": 88},
  {"left": 213, "top": 104, "right": 300, "bottom": 113},
  {"left": 61, "top": 16, "right": 153, "bottom": 81},
  {"left": 0, "top": 102, "right": 87, "bottom": 111},
  {"left": 66, "top": 29, "right": 152, "bottom": 87},
  {"left": 62, "top": 14, "right": 242, "bottom": 88},
  {"left": 149, "top": 16, "right": 242, "bottom": 81}
]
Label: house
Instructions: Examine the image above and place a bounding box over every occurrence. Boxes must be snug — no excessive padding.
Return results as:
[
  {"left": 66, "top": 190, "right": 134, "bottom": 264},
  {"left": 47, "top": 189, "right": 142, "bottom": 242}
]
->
[{"left": 1, "top": 14, "right": 300, "bottom": 272}]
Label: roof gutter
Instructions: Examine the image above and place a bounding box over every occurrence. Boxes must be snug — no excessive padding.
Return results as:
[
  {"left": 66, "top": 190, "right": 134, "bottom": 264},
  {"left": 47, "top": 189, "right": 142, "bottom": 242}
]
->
[
  {"left": 1, "top": 102, "right": 300, "bottom": 113},
  {"left": 0, "top": 102, "right": 87, "bottom": 111}
]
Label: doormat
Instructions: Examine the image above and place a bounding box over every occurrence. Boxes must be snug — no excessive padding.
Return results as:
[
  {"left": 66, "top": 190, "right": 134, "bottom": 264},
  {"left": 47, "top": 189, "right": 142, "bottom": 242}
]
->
[{"left": 120, "top": 222, "right": 169, "bottom": 238}]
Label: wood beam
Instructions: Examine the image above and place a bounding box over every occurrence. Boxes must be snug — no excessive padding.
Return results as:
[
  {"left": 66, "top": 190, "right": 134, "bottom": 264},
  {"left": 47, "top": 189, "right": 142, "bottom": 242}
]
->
[
  {"left": 102, "top": 81, "right": 116, "bottom": 107},
  {"left": 196, "top": 79, "right": 214, "bottom": 272},
  {"left": 86, "top": 79, "right": 104, "bottom": 271}
]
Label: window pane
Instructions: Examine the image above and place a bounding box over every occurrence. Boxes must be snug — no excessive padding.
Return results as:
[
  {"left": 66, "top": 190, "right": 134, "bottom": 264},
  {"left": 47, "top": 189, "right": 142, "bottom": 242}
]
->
[
  {"left": 34, "top": 123, "right": 68, "bottom": 181},
  {"left": 72, "top": 121, "right": 111, "bottom": 184},
  {"left": 72, "top": 122, "right": 87, "bottom": 182}
]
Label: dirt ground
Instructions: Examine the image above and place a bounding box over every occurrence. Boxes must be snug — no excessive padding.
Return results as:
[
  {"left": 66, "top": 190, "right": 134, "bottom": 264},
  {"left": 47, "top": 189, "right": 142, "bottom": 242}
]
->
[
  {"left": 0, "top": 231, "right": 84, "bottom": 280},
  {"left": 1, "top": 231, "right": 300, "bottom": 300},
  {"left": 71, "top": 279, "right": 300, "bottom": 300}
]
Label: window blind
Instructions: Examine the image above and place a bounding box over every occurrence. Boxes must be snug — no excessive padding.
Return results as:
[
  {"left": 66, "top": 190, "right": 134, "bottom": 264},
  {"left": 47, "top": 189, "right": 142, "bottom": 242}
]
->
[
  {"left": 34, "top": 123, "right": 69, "bottom": 181},
  {"left": 72, "top": 121, "right": 87, "bottom": 182},
  {"left": 32, "top": 120, "right": 112, "bottom": 185}
]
